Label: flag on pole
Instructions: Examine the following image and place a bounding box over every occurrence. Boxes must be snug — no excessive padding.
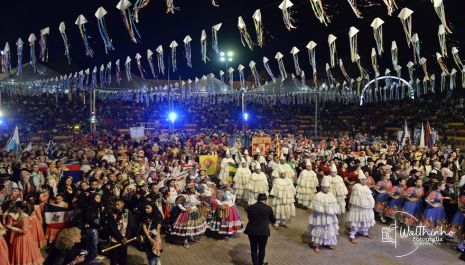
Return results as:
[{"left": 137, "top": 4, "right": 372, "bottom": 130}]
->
[
  {"left": 44, "top": 203, "right": 73, "bottom": 229},
  {"left": 23, "top": 142, "right": 32, "bottom": 153},
  {"left": 4, "top": 126, "right": 20, "bottom": 152},
  {"left": 419, "top": 124, "right": 425, "bottom": 148},
  {"left": 425, "top": 121, "right": 432, "bottom": 147}
]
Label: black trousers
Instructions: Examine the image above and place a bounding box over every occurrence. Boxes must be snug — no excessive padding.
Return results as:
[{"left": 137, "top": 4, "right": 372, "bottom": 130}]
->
[
  {"left": 248, "top": 235, "right": 268, "bottom": 265},
  {"left": 109, "top": 244, "right": 128, "bottom": 265}
]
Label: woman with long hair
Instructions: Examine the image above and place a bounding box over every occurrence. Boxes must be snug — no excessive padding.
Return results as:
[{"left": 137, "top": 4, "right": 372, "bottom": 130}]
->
[
  {"left": 421, "top": 181, "right": 447, "bottom": 230},
  {"left": 141, "top": 202, "right": 163, "bottom": 265}
]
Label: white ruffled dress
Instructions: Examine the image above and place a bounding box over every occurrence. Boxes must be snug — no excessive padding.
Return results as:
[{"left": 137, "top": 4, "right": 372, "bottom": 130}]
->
[
  {"left": 270, "top": 177, "right": 296, "bottom": 220},
  {"left": 247, "top": 172, "right": 269, "bottom": 205},
  {"left": 296, "top": 170, "right": 319, "bottom": 207},
  {"left": 346, "top": 184, "right": 376, "bottom": 229},
  {"left": 233, "top": 167, "right": 252, "bottom": 200},
  {"left": 308, "top": 191, "right": 340, "bottom": 246}
]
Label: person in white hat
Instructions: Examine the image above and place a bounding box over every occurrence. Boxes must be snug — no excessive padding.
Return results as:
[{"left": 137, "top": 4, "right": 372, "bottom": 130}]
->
[
  {"left": 346, "top": 170, "right": 375, "bottom": 243},
  {"left": 218, "top": 149, "right": 236, "bottom": 185},
  {"left": 234, "top": 158, "right": 252, "bottom": 202},
  {"left": 322, "top": 162, "right": 348, "bottom": 214},
  {"left": 308, "top": 176, "right": 340, "bottom": 253},
  {"left": 270, "top": 169, "right": 296, "bottom": 229},
  {"left": 296, "top": 161, "right": 319, "bottom": 209},
  {"left": 243, "top": 149, "right": 253, "bottom": 167},
  {"left": 247, "top": 164, "right": 269, "bottom": 205},
  {"left": 271, "top": 154, "right": 295, "bottom": 181}
]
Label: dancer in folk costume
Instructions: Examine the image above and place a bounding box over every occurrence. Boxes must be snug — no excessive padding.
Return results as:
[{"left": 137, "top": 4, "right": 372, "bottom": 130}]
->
[
  {"left": 385, "top": 178, "right": 407, "bottom": 220},
  {"left": 452, "top": 191, "right": 465, "bottom": 252},
  {"left": 234, "top": 159, "right": 252, "bottom": 202},
  {"left": 308, "top": 176, "right": 340, "bottom": 253},
  {"left": 322, "top": 163, "right": 348, "bottom": 214},
  {"left": 373, "top": 172, "right": 393, "bottom": 223},
  {"left": 401, "top": 178, "right": 425, "bottom": 225},
  {"left": 346, "top": 170, "right": 376, "bottom": 243},
  {"left": 247, "top": 165, "right": 269, "bottom": 206},
  {"left": 0, "top": 222, "right": 10, "bottom": 265},
  {"left": 271, "top": 154, "right": 296, "bottom": 181},
  {"left": 421, "top": 181, "right": 448, "bottom": 230},
  {"left": 218, "top": 149, "right": 236, "bottom": 185},
  {"left": 171, "top": 186, "right": 207, "bottom": 248},
  {"left": 198, "top": 176, "right": 218, "bottom": 224},
  {"left": 163, "top": 179, "right": 180, "bottom": 223},
  {"left": 270, "top": 170, "right": 296, "bottom": 229},
  {"left": 296, "top": 161, "right": 319, "bottom": 209},
  {"left": 210, "top": 183, "right": 243, "bottom": 238}
]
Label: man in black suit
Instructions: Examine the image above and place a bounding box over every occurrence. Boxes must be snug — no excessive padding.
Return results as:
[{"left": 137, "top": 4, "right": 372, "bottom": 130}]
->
[
  {"left": 244, "top": 193, "right": 276, "bottom": 265},
  {"left": 107, "top": 199, "right": 137, "bottom": 265}
]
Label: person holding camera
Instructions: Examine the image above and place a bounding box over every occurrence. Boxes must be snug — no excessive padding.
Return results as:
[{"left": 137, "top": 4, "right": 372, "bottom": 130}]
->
[{"left": 44, "top": 227, "right": 86, "bottom": 265}]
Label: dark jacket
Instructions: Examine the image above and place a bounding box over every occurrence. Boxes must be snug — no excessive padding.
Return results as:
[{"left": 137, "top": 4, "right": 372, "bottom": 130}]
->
[
  {"left": 107, "top": 209, "right": 137, "bottom": 243},
  {"left": 244, "top": 202, "right": 276, "bottom": 237}
]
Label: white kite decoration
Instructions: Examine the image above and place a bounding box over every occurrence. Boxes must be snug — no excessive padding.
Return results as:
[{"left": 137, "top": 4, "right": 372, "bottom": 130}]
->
[
  {"left": 348, "top": 27, "right": 359, "bottom": 62},
  {"left": 116, "top": 0, "right": 141, "bottom": 43},
  {"left": 75, "top": 15, "right": 94, "bottom": 57},
  {"left": 59, "top": 22, "right": 71, "bottom": 64},
  {"left": 228, "top": 67, "right": 234, "bottom": 88},
  {"left": 279, "top": 0, "right": 297, "bottom": 31},
  {"left": 2, "top": 42, "right": 11, "bottom": 73},
  {"left": 156, "top": 45, "right": 165, "bottom": 75},
  {"left": 201, "top": 30, "right": 208, "bottom": 63},
  {"left": 183, "top": 35, "right": 192, "bottom": 68},
  {"left": 306, "top": 41, "right": 317, "bottom": 86},
  {"left": 440, "top": 71, "right": 446, "bottom": 92},
  {"left": 355, "top": 54, "right": 368, "bottom": 79},
  {"left": 419, "top": 57, "right": 429, "bottom": 80},
  {"left": 391, "top": 41, "right": 398, "bottom": 68},
  {"left": 370, "top": 18, "right": 384, "bottom": 55},
  {"left": 398, "top": 8, "right": 414, "bottom": 47},
  {"left": 238, "top": 64, "right": 246, "bottom": 88},
  {"left": 411, "top": 33, "right": 421, "bottom": 64},
  {"left": 125, "top": 56, "right": 132, "bottom": 82},
  {"left": 371, "top": 48, "right": 380, "bottom": 77},
  {"left": 249, "top": 61, "right": 261, "bottom": 87},
  {"left": 407, "top": 61, "right": 414, "bottom": 81},
  {"left": 339, "top": 59, "right": 351, "bottom": 82},
  {"left": 39, "top": 27, "right": 50, "bottom": 62},
  {"left": 165, "top": 0, "right": 178, "bottom": 14},
  {"left": 433, "top": 0, "right": 452, "bottom": 33},
  {"left": 450, "top": 68, "right": 457, "bottom": 89},
  {"left": 252, "top": 9, "right": 264, "bottom": 48},
  {"left": 95, "top": 7, "right": 115, "bottom": 54},
  {"left": 309, "top": 0, "right": 330, "bottom": 26},
  {"left": 263, "top": 57, "right": 276, "bottom": 83},
  {"left": 436, "top": 53, "right": 450, "bottom": 75},
  {"left": 169, "top": 41, "right": 178, "bottom": 72},
  {"left": 275, "top": 52, "right": 287, "bottom": 81},
  {"left": 346, "top": 0, "right": 362, "bottom": 18},
  {"left": 147, "top": 49, "right": 156, "bottom": 78},
  {"left": 238, "top": 17, "right": 254, "bottom": 50},
  {"left": 438, "top": 25, "right": 447, "bottom": 58},
  {"left": 325, "top": 63, "right": 336, "bottom": 86},
  {"left": 328, "top": 34, "right": 337, "bottom": 68},
  {"left": 219, "top": 70, "right": 225, "bottom": 89},
  {"left": 115, "top": 59, "right": 122, "bottom": 84},
  {"left": 135, "top": 53, "right": 144, "bottom": 79},
  {"left": 212, "top": 23, "right": 222, "bottom": 54},
  {"left": 451, "top": 47, "right": 464, "bottom": 69},
  {"left": 382, "top": 0, "right": 398, "bottom": 16},
  {"left": 28, "top": 33, "right": 38, "bottom": 73},
  {"left": 290, "top": 47, "right": 302, "bottom": 76}
]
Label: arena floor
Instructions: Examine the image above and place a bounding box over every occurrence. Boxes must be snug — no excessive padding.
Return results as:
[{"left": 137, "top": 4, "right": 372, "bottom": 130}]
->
[{"left": 99, "top": 205, "right": 463, "bottom": 265}]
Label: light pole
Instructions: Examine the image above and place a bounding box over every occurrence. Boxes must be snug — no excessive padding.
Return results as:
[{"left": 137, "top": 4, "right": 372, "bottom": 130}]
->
[{"left": 219, "top": 51, "right": 234, "bottom": 81}]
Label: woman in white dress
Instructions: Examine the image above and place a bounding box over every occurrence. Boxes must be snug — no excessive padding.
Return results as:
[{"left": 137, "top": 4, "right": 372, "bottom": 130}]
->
[{"left": 296, "top": 162, "right": 319, "bottom": 209}]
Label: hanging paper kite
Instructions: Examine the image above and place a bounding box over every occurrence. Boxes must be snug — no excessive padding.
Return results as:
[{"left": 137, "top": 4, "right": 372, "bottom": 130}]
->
[
  {"left": 134, "top": 0, "right": 150, "bottom": 22},
  {"left": 325, "top": 63, "right": 336, "bottom": 86},
  {"left": 462, "top": 67, "right": 465, "bottom": 88},
  {"left": 451, "top": 47, "right": 464, "bottom": 69},
  {"left": 438, "top": 25, "right": 447, "bottom": 58},
  {"left": 135, "top": 53, "right": 144, "bottom": 79},
  {"left": 100, "top": 65, "right": 106, "bottom": 87},
  {"left": 91, "top": 67, "right": 98, "bottom": 89},
  {"left": 39, "top": 27, "right": 50, "bottom": 62},
  {"left": 238, "top": 64, "right": 246, "bottom": 88},
  {"left": 116, "top": 0, "right": 141, "bottom": 43},
  {"left": 328, "top": 34, "right": 337, "bottom": 68},
  {"left": 407, "top": 61, "right": 414, "bottom": 81},
  {"left": 219, "top": 70, "right": 225, "bottom": 89},
  {"left": 238, "top": 17, "right": 254, "bottom": 50},
  {"left": 75, "top": 15, "right": 94, "bottom": 57},
  {"left": 200, "top": 30, "right": 208, "bottom": 63},
  {"left": 348, "top": 27, "right": 359, "bottom": 62},
  {"left": 371, "top": 48, "right": 380, "bottom": 77},
  {"left": 433, "top": 0, "right": 452, "bottom": 33},
  {"left": 115, "top": 59, "right": 122, "bottom": 84},
  {"left": 95, "top": 7, "right": 114, "bottom": 54},
  {"left": 156, "top": 45, "right": 165, "bottom": 75},
  {"left": 228, "top": 67, "right": 234, "bottom": 88},
  {"left": 212, "top": 0, "right": 220, "bottom": 7},
  {"left": 370, "top": 18, "right": 384, "bottom": 55},
  {"left": 306, "top": 41, "right": 318, "bottom": 86},
  {"left": 391, "top": 41, "right": 398, "bottom": 68},
  {"left": 169, "top": 41, "right": 178, "bottom": 72},
  {"left": 411, "top": 33, "right": 421, "bottom": 64},
  {"left": 395, "top": 64, "right": 402, "bottom": 79},
  {"left": 419, "top": 57, "right": 429, "bottom": 80},
  {"left": 275, "top": 52, "right": 287, "bottom": 81},
  {"left": 147, "top": 49, "right": 156, "bottom": 78},
  {"left": 58, "top": 22, "right": 71, "bottom": 65},
  {"left": 125, "top": 56, "right": 132, "bottom": 82},
  {"left": 183, "top": 35, "right": 192, "bottom": 68},
  {"left": 382, "top": 0, "right": 398, "bottom": 16},
  {"left": 2, "top": 42, "right": 11, "bottom": 74},
  {"left": 165, "top": 0, "right": 178, "bottom": 14},
  {"left": 249, "top": 61, "right": 261, "bottom": 87},
  {"left": 252, "top": 9, "right": 264, "bottom": 48},
  {"left": 398, "top": 8, "right": 414, "bottom": 47},
  {"left": 290, "top": 47, "right": 302, "bottom": 76},
  {"left": 436, "top": 53, "right": 450, "bottom": 75},
  {"left": 212, "top": 23, "right": 222, "bottom": 54},
  {"left": 450, "top": 68, "right": 457, "bottom": 89},
  {"left": 339, "top": 59, "right": 351, "bottom": 82},
  {"left": 28, "top": 33, "right": 38, "bottom": 73},
  {"left": 278, "top": 0, "right": 297, "bottom": 31},
  {"left": 309, "top": 0, "right": 330, "bottom": 26},
  {"left": 355, "top": 54, "right": 368, "bottom": 79},
  {"left": 440, "top": 71, "right": 446, "bottom": 92},
  {"left": 106, "top": 62, "right": 112, "bottom": 85},
  {"left": 346, "top": 0, "right": 362, "bottom": 18},
  {"left": 263, "top": 57, "right": 276, "bottom": 83}
]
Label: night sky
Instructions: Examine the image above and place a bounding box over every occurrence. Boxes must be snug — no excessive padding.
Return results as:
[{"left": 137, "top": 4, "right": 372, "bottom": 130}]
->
[{"left": 0, "top": 0, "right": 463, "bottom": 81}]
